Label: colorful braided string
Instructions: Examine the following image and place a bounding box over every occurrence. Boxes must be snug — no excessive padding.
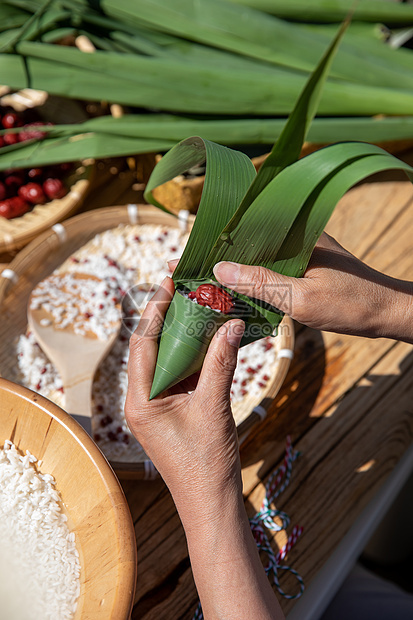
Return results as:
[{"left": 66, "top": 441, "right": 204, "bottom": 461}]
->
[{"left": 192, "top": 436, "right": 304, "bottom": 619}]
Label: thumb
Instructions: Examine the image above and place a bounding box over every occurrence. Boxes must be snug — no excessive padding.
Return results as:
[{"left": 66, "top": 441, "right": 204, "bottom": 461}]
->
[
  {"left": 214, "top": 261, "right": 296, "bottom": 314},
  {"left": 196, "top": 319, "right": 244, "bottom": 401}
]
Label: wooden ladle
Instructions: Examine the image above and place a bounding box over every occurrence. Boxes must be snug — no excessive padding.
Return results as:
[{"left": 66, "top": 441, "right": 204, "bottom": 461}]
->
[{"left": 27, "top": 272, "right": 121, "bottom": 435}]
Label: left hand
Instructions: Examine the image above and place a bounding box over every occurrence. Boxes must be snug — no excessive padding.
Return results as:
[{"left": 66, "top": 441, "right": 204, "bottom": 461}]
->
[{"left": 126, "top": 277, "right": 285, "bottom": 620}]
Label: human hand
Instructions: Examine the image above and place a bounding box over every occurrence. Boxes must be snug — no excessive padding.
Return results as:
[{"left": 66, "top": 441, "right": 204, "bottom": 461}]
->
[
  {"left": 125, "top": 277, "right": 284, "bottom": 620},
  {"left": 125, "top": 276, "right": 246, "bottom": 527},
  {"left": 213, "top": 233, "right": 413, "bottom": 343}
]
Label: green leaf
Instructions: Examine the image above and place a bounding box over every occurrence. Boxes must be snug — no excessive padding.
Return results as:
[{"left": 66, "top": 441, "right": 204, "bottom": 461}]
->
[
  {"left": 230, "top": 0, "right": 413, "bottom": 25},
  {"left": 2, "top": 112, "right": 413, "bottom": 172},
  {"left": 144, "top": 137, "right": 256, "bottom": 280},
  {"left": 210, "top": 143, "right": 413, "bottom": 274},
  {"left": 217, "top": 18, "right": 349, "bottom": 239},
  {"left": 269, "top": 149, "right": 413, "bottom": 277},
  {"left": 226, "top": 0, "right": 413, "bottom": 24},
  {"left": 2, "top": 28, "right": 413, "bottom": 115}
]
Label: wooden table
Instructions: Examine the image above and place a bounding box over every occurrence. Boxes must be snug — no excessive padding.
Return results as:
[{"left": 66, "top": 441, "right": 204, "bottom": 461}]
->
[{"left": 118, "top": 153, "right": 413, "bottom": 619}]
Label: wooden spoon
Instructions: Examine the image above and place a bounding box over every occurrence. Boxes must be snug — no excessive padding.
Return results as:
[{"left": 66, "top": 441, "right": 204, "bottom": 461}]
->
[{"left": 27, "top": 272, "right": 121, "bottom": 435}]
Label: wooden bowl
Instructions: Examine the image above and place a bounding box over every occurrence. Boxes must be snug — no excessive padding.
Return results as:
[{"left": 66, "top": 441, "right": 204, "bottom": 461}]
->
[
  {"left": 0, "top": 205, "right": 294, "bottom": 478},
  {"left": 0, "top": 377, "right": 136, "bottom": 619}
]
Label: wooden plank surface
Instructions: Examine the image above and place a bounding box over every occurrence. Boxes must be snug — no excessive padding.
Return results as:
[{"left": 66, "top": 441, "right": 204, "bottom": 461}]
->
[{"left": 120, "top": 161, "right": 413, "bottom": 618}]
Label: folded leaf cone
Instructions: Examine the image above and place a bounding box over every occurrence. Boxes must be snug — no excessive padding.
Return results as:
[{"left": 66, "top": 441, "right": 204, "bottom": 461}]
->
[{"left": 149, "top": 289, "right": 234, "bottom": 398}]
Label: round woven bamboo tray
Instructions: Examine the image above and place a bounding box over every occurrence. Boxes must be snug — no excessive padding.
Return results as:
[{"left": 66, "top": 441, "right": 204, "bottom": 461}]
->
[
  {"left": 0, "top": 161, "right": 94, "bottom": 253},
  {"left": 0, "top": 377, "right": 136, "bottom": 619},
  {"left": 0, "top": 205, "right": 294, "bottom": 478}
]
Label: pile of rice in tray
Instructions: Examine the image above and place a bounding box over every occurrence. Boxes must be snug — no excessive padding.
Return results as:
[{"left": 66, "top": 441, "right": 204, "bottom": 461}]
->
[
  {"left": 14, "top": 224, "right": 279, "bottom": 463},
  {"left": 0, "top": 440, "right": 80, "bottom": 620}
]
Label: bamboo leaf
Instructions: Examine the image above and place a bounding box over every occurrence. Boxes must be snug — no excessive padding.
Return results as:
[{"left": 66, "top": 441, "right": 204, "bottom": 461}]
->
[
  {"left": 210, "top": 143, "right": 413, "bottom": 273},
  {"left": 226, "top": 0, "right": 413, "bottom": 24},
  {"left": 0, "top": 4, "right": 31, "bottom": 31},
  {"left": 1, "top": 114, "right": 413, "bottom": 171},
  {"left": 6, "top": 0, "right": 413, "bottom": 96},
  {"left": 218, "top": 18, "right": 349, "bottom": 238},
  {"left": 57, "top": 0, "right": 413, "bottom": 89},
  {"left": 144, "top": 137, "right": 256, "bottom": 280},
  {"left": 3, "top": 42, "right": 413, "bottom": 116},
  {"left": 0, "top": 132, "right": 175, "bottom": 169},
  {"left": 0, "top": 0, "right": 57, "bottom": 53}
]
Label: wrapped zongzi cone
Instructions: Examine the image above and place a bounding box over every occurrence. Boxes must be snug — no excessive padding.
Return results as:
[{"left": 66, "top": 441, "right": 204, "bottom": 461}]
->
[{"left": 150, "top": 284, "right": 239, "bottom": 398}]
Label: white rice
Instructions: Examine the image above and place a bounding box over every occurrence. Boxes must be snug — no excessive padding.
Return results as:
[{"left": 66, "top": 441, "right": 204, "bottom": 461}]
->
[
  {"left": 14, "top": 224, "right": 280, "bottom": 463},
  {"left": 0, "top": 440, "right": 80, "bottom": 620}
]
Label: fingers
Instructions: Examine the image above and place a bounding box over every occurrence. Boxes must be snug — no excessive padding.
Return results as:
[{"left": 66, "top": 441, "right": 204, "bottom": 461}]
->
[
  {"left": 128, "top": 277, "right": 175, "bottom": 399},
  {"left": 213, "top": 261, "right": 296, "bottom": 313},
  {"left": 196, "top": 319, "right": 244, "bottom": 402},
  {"left": 167, "top": 258, "right": 179, "bottom": 273}
]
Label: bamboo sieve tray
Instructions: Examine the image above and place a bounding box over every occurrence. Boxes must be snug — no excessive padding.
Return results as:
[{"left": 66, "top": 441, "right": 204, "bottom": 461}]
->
[{"left": 0, "top": 205, "right": 294, "bottom": 478}]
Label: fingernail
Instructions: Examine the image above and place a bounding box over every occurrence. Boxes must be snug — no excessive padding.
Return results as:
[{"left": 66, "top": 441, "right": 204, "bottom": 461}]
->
[
  {"left": 213, "top": 261, "right": 240, "bottom": 286},
  {"left": 226, "top": 320, "right": 245, "bottom": 348},
  {"left": 159, "top": 276, "right": 171, "bottom": 288}
]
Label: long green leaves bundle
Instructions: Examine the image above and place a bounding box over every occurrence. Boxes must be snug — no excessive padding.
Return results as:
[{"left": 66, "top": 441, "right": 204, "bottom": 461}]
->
[
  {"left": 2, "top": 114, "right": 413, "bottom": 171},
  {"left": 0, "top": 0, "right": 413, "bottom": 168}
]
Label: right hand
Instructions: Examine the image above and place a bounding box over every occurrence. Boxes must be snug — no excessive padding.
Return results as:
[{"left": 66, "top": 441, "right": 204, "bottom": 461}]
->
[{"left": 212, "top": 233, "right": 413, "bottom": 343}]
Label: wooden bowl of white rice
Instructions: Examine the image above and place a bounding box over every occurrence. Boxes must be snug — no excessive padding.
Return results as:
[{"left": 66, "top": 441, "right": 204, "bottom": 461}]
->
[{"left": 0, "top": 377, "right": 137, "bottom": 620}]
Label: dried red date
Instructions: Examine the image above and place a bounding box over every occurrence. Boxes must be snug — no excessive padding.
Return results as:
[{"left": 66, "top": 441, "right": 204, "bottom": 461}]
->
[
  {"left": 0, "top": 105, "right": 71, "bottom": 218},
  {"left": 19, "top": 121, "right": 52, "bottom": 142},
  {"left": 43, "top": 177, "right": 67, "bottom": 200},
  {"left": 195, "top": 283, "right": 234, "bottom": 314},
  {"left": 0, "top": 197, "right": 29, "bottom": 218},
  {"left": 2, "top": 112, "right": 22, "bottom": 129},
  {"left": 9, "top": 196, "right": 30, "bottom": 217},
  {"left": 3, "top": 132, "right": 19, "bottom": 146},
  {"left": 4, "top": 172, "right": 24, "bottom": 194},
  {"left": 18, "top": 182, "right": 46, "bottom": 205},
  {"left": 0, "top": 200, "right": 13, "bottom": 219}
]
